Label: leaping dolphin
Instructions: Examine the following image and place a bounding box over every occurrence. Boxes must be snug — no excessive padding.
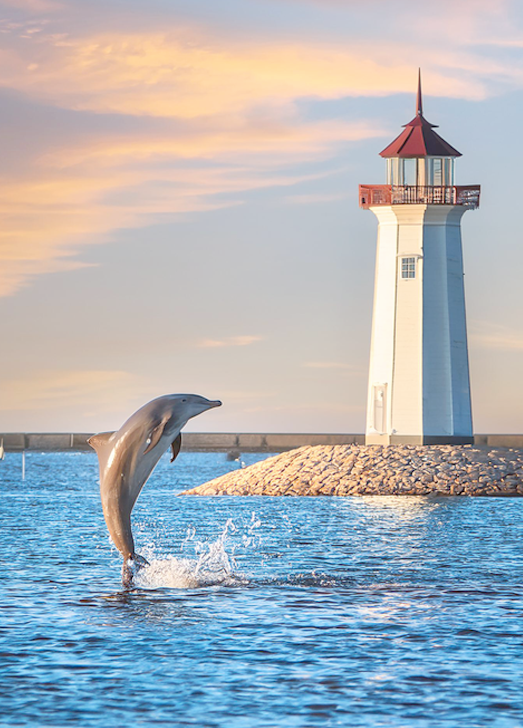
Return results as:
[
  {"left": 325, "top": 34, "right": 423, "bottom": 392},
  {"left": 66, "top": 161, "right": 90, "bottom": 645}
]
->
[{"left": 88, "top": 393, "right": 222, "bottom": 586}]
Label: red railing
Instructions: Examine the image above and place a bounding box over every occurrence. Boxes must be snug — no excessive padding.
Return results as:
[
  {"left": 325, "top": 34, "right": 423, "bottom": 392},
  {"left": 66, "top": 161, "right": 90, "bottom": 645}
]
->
[{"left": 359, "top": 185, "right": 481, "bottom": 209}]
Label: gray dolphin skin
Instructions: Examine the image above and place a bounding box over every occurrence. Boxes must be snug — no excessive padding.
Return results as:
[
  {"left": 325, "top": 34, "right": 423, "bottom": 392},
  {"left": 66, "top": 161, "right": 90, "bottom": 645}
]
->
[{"left": 88, "top": 393, "right": 222, "bottom": 587}]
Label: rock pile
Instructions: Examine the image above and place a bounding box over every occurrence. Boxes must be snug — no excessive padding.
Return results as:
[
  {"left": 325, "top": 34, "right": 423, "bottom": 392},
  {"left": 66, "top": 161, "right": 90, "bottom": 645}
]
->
[{"left": 180, "top": 444, "right": 523, "bottom": 497}]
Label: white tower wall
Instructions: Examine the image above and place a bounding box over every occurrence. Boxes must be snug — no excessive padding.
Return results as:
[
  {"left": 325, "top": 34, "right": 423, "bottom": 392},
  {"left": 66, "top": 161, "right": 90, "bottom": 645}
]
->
[{"left": 365, "top": 204, "right": 472, "bottom": 445}]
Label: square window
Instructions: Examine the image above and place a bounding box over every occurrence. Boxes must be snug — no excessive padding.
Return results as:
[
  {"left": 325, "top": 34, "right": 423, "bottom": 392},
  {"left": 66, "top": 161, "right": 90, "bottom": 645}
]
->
[{"left": 401, "top": 257, "right": 416, "bottom": 279}]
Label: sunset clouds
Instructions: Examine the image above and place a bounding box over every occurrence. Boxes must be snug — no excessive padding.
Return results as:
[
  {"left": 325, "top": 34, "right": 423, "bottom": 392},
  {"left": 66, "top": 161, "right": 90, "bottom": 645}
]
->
[
  {"left": 197, "top": 336, "right": 263, "bottom": 349},
  {"left": 0, "top": 115, "right": 382, "bottom": 295},
  {"left": 0, "top": 30, "right": 483, "bottom": 118},
  {"left": 0, "top": 0, "right": 521, "bottom": 296},
  {"left": 0, "top": 369, "right": 142, "bottom": 411},
  {"left": 0, "top": 22, "right": 509, "bottom": 120}
]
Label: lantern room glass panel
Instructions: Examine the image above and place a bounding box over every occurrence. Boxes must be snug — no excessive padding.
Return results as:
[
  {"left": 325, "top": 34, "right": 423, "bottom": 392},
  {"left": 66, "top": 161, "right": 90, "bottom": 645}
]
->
[
  {"left": 403, "top": 159, "right": 417, "bottom": 185},
  {"left": 386, "top": 156, "right": 455, "bottom": 187}
]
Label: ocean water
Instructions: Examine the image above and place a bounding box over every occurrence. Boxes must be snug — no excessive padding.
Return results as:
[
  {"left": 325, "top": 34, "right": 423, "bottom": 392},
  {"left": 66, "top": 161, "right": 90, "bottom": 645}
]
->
[{"left": 1, "top": 451, "right": 523, "bottom": 727}]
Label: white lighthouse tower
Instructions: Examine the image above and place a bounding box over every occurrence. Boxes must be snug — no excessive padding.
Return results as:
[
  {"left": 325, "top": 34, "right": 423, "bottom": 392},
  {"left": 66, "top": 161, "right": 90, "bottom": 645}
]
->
[{"left": 360, "top": 73, "right": 480, "bottom": 445}]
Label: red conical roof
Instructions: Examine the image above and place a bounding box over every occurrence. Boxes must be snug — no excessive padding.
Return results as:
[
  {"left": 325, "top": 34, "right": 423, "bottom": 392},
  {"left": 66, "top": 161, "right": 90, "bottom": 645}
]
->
[{"left": 380, "top": 71, "right": 461, "bottom": 158}]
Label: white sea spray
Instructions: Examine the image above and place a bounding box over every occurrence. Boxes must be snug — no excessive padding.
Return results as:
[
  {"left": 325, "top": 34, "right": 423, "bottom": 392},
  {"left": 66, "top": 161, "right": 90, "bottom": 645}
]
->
[{"left": 133, "top": 515, "right": 261, "bottom": 589}]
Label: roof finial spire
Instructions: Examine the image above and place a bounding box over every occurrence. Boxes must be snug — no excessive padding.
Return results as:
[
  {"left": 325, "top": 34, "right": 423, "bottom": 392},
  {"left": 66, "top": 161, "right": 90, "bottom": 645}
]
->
[{"left": 416, "top": 68, "right": 423, "bottom": 116}]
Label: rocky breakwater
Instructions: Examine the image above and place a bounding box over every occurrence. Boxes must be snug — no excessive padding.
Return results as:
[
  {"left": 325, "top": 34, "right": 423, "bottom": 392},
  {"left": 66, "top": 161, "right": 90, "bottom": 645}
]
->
[{"left": 180, "top": 444, "right": 523, "bottom": 497}]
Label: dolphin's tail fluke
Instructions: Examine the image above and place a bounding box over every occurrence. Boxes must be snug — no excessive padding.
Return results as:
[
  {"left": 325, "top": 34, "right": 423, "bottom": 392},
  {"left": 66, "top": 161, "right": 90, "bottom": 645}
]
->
[{"left": 122, "top": 553, "right": 149, "bottom": 588}]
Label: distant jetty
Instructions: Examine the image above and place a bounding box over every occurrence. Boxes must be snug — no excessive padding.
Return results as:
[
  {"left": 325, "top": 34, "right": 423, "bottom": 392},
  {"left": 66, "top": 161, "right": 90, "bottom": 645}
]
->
[
  {"left": 180, "top": 444, "right": 523, "bottom": 497},
  {"left": 1, "top": 432, "right": 523, "bottom": 452}
]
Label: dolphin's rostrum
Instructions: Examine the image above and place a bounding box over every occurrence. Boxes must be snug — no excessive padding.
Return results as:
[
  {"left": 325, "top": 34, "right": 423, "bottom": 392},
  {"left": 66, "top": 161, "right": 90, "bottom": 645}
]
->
[{"left": 89, "top": 393, "right": 222, "bottom": 586}]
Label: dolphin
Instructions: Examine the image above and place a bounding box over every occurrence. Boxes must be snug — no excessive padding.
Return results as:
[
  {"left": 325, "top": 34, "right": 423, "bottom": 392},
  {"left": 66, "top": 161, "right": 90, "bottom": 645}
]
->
[{"left": 88, "top": 393, "right": 222, "bottom": 586}]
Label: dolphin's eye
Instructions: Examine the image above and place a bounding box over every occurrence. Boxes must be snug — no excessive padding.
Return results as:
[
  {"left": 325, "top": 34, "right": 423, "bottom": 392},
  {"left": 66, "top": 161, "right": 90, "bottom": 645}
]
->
[{"left": 181, "top": 398, "right": 187, "bottom": 403}]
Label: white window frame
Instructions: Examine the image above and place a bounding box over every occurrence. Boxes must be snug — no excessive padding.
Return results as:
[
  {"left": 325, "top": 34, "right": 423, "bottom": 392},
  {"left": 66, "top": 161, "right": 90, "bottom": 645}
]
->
[{"left": 401, "top": 256, "right": 417, "bottom": 279}]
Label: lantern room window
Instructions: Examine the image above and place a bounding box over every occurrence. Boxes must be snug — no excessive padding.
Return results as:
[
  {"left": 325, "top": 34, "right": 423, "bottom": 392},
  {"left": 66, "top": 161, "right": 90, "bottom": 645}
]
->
[
  {"left": 401, "top": 257, "right": 416, "bottom": 279},
  {"left": 432, "top": 158, "right": 442, "bottom": 185},
  {"left": 387, "top": 157, "right": 455, "bottom": 187}
]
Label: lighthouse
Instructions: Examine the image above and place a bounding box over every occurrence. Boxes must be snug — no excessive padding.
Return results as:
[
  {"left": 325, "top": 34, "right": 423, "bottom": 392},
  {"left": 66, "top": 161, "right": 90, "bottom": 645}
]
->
[{"left": 360, "top": 73, "right": 480, "bottom": 445}]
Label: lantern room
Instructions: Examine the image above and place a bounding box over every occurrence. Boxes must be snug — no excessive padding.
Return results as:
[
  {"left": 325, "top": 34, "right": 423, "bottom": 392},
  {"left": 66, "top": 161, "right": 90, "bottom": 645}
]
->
[
  {"left": 380, "top": 70, "right": 461, "bottom": 185},
  {"left": 359, "top": 71, "right": 480, "bottom": 209}
]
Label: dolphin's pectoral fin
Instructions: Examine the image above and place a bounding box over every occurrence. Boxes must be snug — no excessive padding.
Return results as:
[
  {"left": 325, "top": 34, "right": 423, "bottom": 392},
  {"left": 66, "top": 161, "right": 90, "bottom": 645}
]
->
[
  {"left": 143, "top": 416, "right": 170, "bottom": 454},
  {"left": 170, "top": 433, "right": 182, "bottom": 463}
]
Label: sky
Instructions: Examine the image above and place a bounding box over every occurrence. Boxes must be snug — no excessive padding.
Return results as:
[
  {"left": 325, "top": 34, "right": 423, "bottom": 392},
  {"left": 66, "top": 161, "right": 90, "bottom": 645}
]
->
[{"left": 1, "top": 0, "right": 522, "bottom": 434}]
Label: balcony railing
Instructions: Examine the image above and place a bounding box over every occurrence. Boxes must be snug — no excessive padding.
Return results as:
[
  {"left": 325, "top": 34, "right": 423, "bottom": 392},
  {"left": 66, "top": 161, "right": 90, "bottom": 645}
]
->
[{"left": 359, "top": 185, "right": 481, "bottom": 210}]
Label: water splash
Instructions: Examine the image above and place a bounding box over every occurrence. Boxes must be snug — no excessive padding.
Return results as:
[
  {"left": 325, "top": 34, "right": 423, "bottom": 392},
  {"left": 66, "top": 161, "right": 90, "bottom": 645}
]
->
[
  {"left": 133, "top": 517, "right": 259, "bottom": 590},
  {"left": 133, "top": 556, "right": 245, "bottom": 589}
]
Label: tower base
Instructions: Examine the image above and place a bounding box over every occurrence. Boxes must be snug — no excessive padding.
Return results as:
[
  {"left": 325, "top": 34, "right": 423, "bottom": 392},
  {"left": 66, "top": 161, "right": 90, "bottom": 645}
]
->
[{"left": 365, "top": 434, "right": 474, "bottom": 446}]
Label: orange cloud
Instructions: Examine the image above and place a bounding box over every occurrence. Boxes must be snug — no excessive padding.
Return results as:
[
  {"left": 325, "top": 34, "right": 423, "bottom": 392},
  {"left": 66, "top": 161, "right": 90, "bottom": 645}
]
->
[
  {"left": 285, "top": 192, "right": 347, "bottom": 204},
  {"left": 46, "top": 119, "right": 383, "bottom": 168},
  {"left": 0, "top": 17, "right": 514, "bottom": 299},
  {"left": 0, "top": 0, "right": 61, "bottom": 9},
  {"left": 0, "top": 115, "right": 383, "bottom": 296},
  {"left": 197, "top": 336, "right": 264, "bottom": 349},
  {"left": 303, "top": 361, "right": 358, "bottom": 370},
  {"left": 0, "top": 29, "right": 492, "bottom": 121},
  {"left": 470, "top": 323, "right": 523, "bottom": 352},
  {"left": 0, "top": 369, "right": 146, "bottom": 412}
]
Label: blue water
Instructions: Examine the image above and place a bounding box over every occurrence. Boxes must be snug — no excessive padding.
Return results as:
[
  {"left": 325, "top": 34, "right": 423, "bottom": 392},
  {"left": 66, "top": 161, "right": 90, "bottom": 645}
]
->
[{"left": 1, "top": 451, "right": 523, "bottom": 727}]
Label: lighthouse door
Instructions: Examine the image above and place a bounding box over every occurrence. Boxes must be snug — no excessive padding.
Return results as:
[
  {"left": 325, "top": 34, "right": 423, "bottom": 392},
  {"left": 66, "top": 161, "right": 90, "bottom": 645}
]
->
[{"left": 373, "top": 384, "right": 387, "bottom": 434}]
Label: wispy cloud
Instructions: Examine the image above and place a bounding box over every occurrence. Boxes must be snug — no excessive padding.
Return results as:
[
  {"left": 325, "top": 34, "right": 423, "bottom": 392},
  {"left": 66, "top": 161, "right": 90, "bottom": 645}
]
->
[
  {"left": 303, "top": 361, "right": 364, "bottom": 373},
  {"left": 285, "top": 192, "right": 348, "bottom": 205},
  {"left": 0, "top": 26, "right": 499, "bottom": 120},
  {"left": 0, "top": 0, "right": 61, "bottom": 10},
  {"left": 196, "top": 336, "right": 264, "bottom": 349},
  {"left": 0, "top": 369, "right": 146, "bottom": 411},
  {"left": 244, "top": 402, "right": 363, "bottom": 414},
  {"left": 0, "top": 128, "right": 372, "bottom": 296},
  {"left": 212, "top": 389, "right": 276, "bottom": 402},
  {"left": 47, "top": 119, "right": 383, "bottom": 168},
  {"left": 470, "top": 324, "right": 523, "bottom": 352}
]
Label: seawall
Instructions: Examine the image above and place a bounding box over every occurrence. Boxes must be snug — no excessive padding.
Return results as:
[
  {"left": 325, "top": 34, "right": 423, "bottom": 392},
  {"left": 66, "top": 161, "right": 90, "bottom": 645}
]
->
[{"left": 0, "top": 432, "right": 523, "bottom": 452}]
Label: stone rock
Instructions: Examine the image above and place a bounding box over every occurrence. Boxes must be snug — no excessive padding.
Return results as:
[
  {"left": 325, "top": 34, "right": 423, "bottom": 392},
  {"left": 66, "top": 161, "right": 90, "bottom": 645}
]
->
[{"left": 179, "top": 444, "right": 523, "bottom": 498}]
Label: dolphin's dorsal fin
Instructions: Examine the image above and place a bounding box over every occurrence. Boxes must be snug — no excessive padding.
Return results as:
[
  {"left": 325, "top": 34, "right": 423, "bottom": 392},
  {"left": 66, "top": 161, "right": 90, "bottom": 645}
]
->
[
  {"left": 170, "top": 433, "right": 182, "bottom": 463},
  {"left": 88, "top": 431, "right": 115, "bottom": 452},
  {"left": 88, "top": 431, "right": 116, "bottom": 472}
]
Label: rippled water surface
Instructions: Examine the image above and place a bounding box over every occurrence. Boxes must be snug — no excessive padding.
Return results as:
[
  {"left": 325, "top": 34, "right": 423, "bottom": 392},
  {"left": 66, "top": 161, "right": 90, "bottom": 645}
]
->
[{"left": 2, "top": 451, "right": 523, "bottom": 727}]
